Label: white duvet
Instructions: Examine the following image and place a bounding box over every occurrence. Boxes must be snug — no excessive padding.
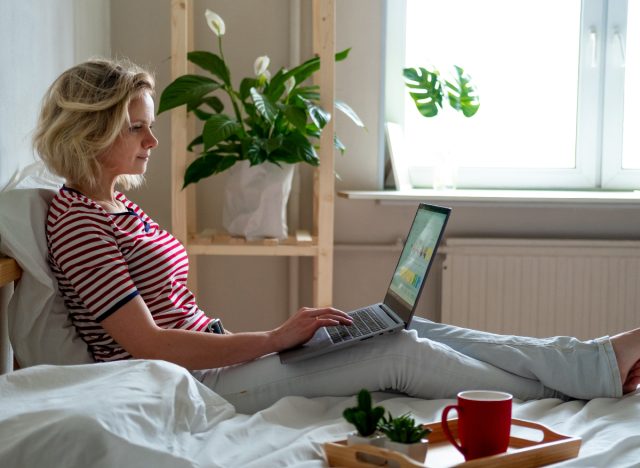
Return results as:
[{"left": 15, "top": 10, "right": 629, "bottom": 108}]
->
[{"left": 0, "top": 360, "right": 638, "bottom": 467}]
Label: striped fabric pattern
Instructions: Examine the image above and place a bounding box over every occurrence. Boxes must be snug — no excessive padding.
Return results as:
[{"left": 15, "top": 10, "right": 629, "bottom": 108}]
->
[{"left": 46, "top": 187, "right": 211, "bottom": 362}]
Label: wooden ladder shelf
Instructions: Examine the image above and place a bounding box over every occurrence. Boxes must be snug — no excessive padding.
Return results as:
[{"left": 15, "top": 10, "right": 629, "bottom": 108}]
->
[{"left": 169, "top": 0, "right": 336, "bottom": 306}]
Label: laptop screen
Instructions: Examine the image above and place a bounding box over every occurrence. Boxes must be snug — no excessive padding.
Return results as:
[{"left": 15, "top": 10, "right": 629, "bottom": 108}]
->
[{"left": 384, "top": 203, "right": 450, "bottom": 323}]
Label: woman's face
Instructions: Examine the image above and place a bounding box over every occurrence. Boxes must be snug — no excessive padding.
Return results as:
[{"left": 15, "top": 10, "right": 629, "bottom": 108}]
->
[{"left": 100, "top": 91, "right": 158, "bottom": 179}]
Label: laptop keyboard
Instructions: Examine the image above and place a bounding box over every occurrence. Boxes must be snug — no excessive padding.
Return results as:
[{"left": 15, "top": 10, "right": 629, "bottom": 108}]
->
[{"left": 326, "top": 307, "right": 387, "bottom": 344}]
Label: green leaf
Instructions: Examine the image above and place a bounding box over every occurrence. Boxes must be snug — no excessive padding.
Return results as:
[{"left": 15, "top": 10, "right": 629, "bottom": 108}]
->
[
  {"left": 202, "top": 114, "right": 242, "bottom": 149},
  {"left": 239, "top": 78, "right": 258, "bottom": 101},
  {"left": 246, "top": 140, "right": 267, "bottom": 165},
  {"left": 304, "top": 124, "right": 321, "bottom": 139},
  {"left": 277, "top": 48, "right": 351, "bottom": 90},
  {"left": 446, "top": 65, "right": 480, "bottom": 117},
  {"left": 283, "top": 105, "right": 307, "bottom": 132},
  {"left": 296, "top": 95, "right": 330, "bottom": 129},
  {"left": 290, "top": 85, "right": 320, "bottom": 101},
  {"left": 183, "top": 152, "right": 238, "bottom": 187},
  {"left": 307, "top": 103, "right": 330, "bottom": 129},
  {"left": 250, "top": 87, "right": 278, "bottom": 124},
  {"left": 158, "top": 75, "right": 222, "bottom": 114},
  {"left": 187, "top": 134, "right": 203, "bottom": 151},
  {"left": 335, "top": 100, "right": 364, "bottom": 127},
  {"left": 403, "top": 67, "right": 443, "bottom": 118},
  {"left": 334, "top": 134, "right": 346, "bottom": 154},
  {"left": 265, "top": 135, "right": 284, "bottom": 154},
  {"left": 190, "top": 108, "right": 213, "bottom": 121},
  {"left": 284, "top": 132, "right": 319, "bottom": 166},
  {"left": 202, "top": 96, "right": 224, "bottom": 113},
  {"left": 188, "top": 51, "right": 231, "bottom": 85},
  {"left": 335, "top": 48, "right": 351, "bottom": 62},
  {"left": 264, "top": 68, "right": 288, "bottom": 101},
  {"left": 187, "top": 96, "right": 223, "bottom": 120}
]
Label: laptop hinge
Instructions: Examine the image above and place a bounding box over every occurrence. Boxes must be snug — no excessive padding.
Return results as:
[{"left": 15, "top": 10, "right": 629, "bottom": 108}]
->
[{"left": 380, "top": 303, "right": 404, "bottom": 325}]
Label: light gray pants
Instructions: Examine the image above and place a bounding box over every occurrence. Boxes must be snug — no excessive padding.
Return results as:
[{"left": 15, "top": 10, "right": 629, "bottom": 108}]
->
[{"left": 199, "top": 317, "right": 621, "bottom": 414}]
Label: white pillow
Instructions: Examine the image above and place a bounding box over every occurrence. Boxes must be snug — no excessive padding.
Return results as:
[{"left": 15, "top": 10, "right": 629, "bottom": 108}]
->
[{"left": 0, "top": 162, "right": 93, "bottom": 367}]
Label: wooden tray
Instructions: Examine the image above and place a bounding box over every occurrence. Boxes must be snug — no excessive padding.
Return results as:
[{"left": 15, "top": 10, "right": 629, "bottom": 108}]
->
[{"left": 324, "top": 418, "right": 581, "bottom": 468}]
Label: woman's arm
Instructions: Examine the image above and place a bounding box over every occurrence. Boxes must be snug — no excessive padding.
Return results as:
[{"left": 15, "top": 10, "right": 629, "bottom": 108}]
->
[{"left": 101, "top": 296, "right": 352, "bottom": 370}]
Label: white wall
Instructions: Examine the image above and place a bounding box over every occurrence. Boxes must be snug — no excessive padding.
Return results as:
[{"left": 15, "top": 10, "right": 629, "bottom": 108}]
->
[{"left": 0, "top": 0, "right": 110, "bottom": 189}]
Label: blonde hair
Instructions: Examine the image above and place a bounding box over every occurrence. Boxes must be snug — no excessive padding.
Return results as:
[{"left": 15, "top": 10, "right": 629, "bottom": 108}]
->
[{"left": 33, "top": 58, "right": 155, "bottom": 191}]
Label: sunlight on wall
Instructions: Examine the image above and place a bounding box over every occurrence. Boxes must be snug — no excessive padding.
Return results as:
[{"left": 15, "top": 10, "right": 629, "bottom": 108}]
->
[{"left": 0, "top": 0, "right": 109, "bottom": 189}]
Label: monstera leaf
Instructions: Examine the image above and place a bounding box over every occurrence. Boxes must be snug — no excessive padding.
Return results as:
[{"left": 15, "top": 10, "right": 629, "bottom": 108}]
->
[{"left": 403, "top": 65, "right": 479, "bottom": 118}]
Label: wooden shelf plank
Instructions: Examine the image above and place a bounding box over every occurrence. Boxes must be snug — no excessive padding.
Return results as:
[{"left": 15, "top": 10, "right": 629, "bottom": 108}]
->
[{"left": 0, "top": 258, "right": 21, "bottom": 287}]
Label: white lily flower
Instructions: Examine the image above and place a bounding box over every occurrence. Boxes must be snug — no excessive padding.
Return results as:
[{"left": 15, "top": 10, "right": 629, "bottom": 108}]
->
[
  {"left": 254, "top": 56, "right": 270, "bottom": 77},
  {"left": 283, "top": 76, "right": 296, "bottom": 97},
  {"left": 205, "top": 9, "right": 225, "bottom": 37}
]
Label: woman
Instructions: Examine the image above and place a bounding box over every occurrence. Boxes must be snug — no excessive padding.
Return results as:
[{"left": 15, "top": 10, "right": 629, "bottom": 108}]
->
[{"left": 34, "top": 59, "right": 640, "bottom": 414}]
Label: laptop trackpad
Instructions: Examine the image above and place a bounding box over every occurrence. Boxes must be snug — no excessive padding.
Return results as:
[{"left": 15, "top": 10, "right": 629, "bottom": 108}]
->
[{"left": 302, "top": 327, "right": 331, "bottom": 347}]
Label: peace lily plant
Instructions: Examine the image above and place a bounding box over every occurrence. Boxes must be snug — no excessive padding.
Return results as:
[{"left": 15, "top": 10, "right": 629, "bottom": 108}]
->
[{"left": 158, "top": 9, "right": 364, "bottom": 188}]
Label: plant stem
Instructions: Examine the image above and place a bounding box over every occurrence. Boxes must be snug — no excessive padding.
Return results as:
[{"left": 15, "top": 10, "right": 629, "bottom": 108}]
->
[{"left": 218, "top": 35, "right": 247, "bottom": 136}]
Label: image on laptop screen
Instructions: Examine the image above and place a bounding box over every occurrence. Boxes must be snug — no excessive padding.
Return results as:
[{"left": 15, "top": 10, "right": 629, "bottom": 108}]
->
[{"left": 388, "top": 208, "right": 448, "bottom": 309}]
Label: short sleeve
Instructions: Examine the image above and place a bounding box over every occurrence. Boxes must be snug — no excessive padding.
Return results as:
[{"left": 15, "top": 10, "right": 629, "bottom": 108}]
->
[{"left": 48, "top": 207, "right": 139, "bottom": 322}]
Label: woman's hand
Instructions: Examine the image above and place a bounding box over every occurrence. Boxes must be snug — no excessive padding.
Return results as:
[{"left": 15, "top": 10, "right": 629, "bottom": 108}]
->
[{"left": 268, "top": 307, "right": 353, "bottom": 352}]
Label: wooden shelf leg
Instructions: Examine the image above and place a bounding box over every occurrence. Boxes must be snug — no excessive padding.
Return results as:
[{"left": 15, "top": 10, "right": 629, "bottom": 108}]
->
[{"left": 312, "top": 0, "right": 336, "bottom": 307}]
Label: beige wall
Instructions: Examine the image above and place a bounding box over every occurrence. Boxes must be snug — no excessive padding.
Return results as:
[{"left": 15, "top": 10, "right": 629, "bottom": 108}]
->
[{"left": 109, "top": 0, "right": 640, "bottom": 333}]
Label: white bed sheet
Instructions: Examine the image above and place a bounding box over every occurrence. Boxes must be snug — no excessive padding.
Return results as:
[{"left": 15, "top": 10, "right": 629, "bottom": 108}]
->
[{"left": 0, "top": 360, "right": 638, "bottom": 467}]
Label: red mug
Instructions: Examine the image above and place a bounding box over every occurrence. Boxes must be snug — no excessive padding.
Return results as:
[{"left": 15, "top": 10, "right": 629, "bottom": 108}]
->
[{"left": 441, "top": 390, "right": 512, "bottom": 461}]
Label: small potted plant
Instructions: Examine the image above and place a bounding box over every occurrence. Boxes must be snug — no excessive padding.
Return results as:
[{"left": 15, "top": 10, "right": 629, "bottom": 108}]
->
[
  {"left": 402, "top": 65, "right": 480, "bottom": 190},
  {"left": 378, "top": 411, "right": 432, "bottom": 462},
  {"left": 342, "top": 389, "right": 386, "bottom": 447}
]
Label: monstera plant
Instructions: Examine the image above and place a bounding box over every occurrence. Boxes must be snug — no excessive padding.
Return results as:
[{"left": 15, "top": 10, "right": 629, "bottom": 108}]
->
[
  {"left": 403, "top": 65, "right": 480, "bottom": 118},
  {"left": 402, "top": 65, "right": 479, "bottom": 190}
]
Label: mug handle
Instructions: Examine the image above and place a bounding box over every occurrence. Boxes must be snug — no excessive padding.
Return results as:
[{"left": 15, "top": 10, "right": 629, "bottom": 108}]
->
[{"left": 441, "top": 405, "right": 465, "bottom": 457}]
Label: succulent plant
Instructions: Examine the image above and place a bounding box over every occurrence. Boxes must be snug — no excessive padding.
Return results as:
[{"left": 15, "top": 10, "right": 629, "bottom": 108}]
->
[
  {"left": 342, "top": 389, "right": 385, "bottom": 437},
  {"left": 378, "top": 411, "right": 432, "bottom": 444}
]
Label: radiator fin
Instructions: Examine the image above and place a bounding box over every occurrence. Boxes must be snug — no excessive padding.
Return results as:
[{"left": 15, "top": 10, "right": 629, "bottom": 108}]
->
[{"left": 441, "top": 239, "right": 640, "bottom": 339}]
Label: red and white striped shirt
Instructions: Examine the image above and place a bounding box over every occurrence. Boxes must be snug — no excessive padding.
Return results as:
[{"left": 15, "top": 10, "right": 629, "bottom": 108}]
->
[{"left": 46, "top": 186, "right": 211, "bottom": 362}]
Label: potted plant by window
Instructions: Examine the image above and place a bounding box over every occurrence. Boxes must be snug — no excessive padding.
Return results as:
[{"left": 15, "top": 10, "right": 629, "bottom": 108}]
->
[
  {"left": 158, "top": 9, "right": 363, "bottom": 240},
  {"left": 378, "top": 411, "right": 432, "bottom": 462},
  {"left": 342, "top": 389, "right": 386, "bottom": 447},
  {"left": 403, "top": 65, "right": 479, "bottom": 119},
  {"left": 403, "top": 65, "right": 479, "bottom": 189}
]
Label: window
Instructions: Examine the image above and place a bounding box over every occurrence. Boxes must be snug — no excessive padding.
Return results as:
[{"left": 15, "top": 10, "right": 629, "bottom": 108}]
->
[{"left": 385, "top": 0, "right": 639, "bottom": 190}]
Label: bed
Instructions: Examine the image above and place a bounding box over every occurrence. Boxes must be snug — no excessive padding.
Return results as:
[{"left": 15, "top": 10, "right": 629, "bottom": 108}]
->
[{"left": 1, "top": 163, "right": 639, "bottom": 467}]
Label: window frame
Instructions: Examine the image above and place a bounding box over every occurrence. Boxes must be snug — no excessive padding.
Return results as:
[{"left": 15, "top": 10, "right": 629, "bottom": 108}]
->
[{"left": 384, "top": 0, "right": 638, "bottom": 191}]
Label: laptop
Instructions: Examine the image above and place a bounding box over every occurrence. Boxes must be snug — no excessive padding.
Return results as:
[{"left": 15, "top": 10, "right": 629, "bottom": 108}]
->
[{"left": 279, "top": 203, "right": 451, "bottom": 364}]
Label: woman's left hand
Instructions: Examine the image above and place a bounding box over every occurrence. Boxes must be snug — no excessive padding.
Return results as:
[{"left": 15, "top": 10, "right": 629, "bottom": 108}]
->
[{"left": 268, "top": 306, "right": 353, "bottom": 352}]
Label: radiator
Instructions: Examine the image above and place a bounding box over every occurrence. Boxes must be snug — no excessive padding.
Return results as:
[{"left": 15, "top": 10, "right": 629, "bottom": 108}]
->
[{"left": 441, "top": 238, "right": 640, "bottom": 339}]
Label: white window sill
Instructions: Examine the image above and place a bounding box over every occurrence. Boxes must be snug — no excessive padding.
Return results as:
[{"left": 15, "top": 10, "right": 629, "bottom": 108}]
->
[{"left": 337, "top": 188, "right": 640, "bottom": 208}]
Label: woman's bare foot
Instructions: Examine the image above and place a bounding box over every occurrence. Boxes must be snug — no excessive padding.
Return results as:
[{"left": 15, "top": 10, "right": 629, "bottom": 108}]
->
[
  {"left": 623, "top": 360, "right": 640, "bottom": 394},
  {"left": 611, "top": 328, "right": 640, "bottom": 394}
]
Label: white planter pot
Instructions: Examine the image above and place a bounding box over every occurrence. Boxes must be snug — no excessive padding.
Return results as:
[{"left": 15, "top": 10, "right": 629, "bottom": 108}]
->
[
  {"left": 384, "top": 439, "right": 429, "bottom": 463},
  {"left": 346, "top": 432, "right": 388, "bottom": 465},
  {"left": 346, "top": 432, "right": 386, "bottom": 448},
  {"left": 222, "top": 160, "right": 295, "bottom": 240}
]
